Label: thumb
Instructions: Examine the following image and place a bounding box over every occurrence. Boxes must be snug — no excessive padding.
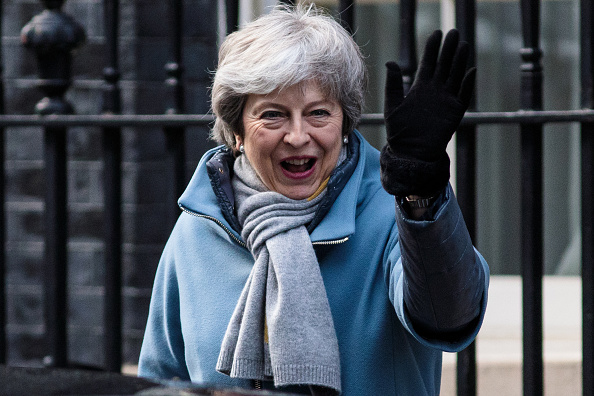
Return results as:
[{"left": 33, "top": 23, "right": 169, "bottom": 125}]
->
[
  {"left": 384, "top": 61, "right": 405, "bottom": 116},
  {"left": 458, "top": 67, "right": 477, "bottom": 109}
]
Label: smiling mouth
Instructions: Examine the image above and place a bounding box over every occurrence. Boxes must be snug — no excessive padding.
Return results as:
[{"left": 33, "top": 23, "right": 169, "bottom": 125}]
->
[{"left": 281, "top": 158, "right": 315, "bottom": 174}]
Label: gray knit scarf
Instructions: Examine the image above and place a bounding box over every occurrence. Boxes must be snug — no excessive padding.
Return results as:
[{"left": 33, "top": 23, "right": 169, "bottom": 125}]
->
[{"left": 216, "top": 153, "right": 341, "bottom": 394}]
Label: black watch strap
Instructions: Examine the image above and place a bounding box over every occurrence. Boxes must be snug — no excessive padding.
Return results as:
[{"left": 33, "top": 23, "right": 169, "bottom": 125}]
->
[{"left": 404, "top": 195, "right": 435, "bottom": 209}]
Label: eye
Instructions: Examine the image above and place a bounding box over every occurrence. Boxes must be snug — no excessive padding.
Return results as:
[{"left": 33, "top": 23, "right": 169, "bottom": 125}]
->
[
  {"left": 310, "top": 109, "right": 330, "bottom": 117},
  {"left": 261, "top": 110, "right": 283, "bottom": 119}
]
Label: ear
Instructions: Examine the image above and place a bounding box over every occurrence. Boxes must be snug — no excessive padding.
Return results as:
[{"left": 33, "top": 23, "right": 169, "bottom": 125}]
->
[{"left": 234, "top": 135, "right": 242, "bottom": 151}]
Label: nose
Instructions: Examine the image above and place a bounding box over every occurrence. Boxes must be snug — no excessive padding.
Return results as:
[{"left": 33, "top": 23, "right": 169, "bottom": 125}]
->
[{"left": 283, "top": 118, "right": 311, "bottom": 147}]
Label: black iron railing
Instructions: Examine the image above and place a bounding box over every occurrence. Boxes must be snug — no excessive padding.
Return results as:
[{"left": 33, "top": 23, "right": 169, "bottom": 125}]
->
[
  {"left": 101, "top": 0, "right": 123, "bottom": 374},
  {"left": 520, "top": 0, "right": 544, "bottom": 393},
  {"left": 582, "top": 0, "right": 594, "bottom": 393},
  {"left": 0, "top": 0, "right": 5, "bottom": 371},
  {"left": 0, "top": 0, "right": 592, "bottom": 395}
]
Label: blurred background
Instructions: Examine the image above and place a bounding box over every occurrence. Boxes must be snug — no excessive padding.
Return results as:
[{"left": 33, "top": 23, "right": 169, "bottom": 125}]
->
[{"left": 0, "top": 0, "right": 584, "bottom": 394}]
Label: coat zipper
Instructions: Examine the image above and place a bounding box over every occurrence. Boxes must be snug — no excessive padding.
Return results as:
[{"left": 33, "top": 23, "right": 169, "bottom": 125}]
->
[
  {"left": 254, "top": 379, "right": 262, "bottom": 390},
  {"left": 180, "top": 206, "right": 246, "bottom": 247},
  {"left": 313, "top": 236, "right": 349, "bottom": 245},
  {"left": 180, "top": 206, "right": 349, "bottom": 247}
]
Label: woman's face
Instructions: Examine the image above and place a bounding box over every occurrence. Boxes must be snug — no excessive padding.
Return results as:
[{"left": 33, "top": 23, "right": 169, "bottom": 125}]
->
[{"left": 239, "top": 81, "right": 344, "bottom": 200}]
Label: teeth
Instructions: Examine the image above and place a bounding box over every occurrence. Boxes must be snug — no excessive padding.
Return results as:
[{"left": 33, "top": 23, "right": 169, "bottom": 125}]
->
[{"left": 285, "top": 158, "right": 309, "bottom": 166}]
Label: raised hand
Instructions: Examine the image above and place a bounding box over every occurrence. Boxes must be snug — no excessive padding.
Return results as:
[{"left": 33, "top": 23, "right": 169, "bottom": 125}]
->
[{"left": 380, "top": 29, "right": 476, "bottom": 197}]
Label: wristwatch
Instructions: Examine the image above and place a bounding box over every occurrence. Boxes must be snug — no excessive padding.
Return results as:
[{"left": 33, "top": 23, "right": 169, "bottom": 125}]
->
[{"left": 404, "top": 195, "right": 435, "bottom": 209}]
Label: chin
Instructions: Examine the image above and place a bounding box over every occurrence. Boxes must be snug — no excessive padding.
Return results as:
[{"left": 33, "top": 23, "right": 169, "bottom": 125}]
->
[
  {"left": 280, "top": 188, "right": 314, "bottom": 201},
  {"left": 283, "top": 193, "right": 309, "bottom": 200}
]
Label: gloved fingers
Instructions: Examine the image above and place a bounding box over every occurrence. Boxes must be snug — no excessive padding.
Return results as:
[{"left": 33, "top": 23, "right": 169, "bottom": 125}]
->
[
  {"left": 434, "top": 29, "right": 460, "bottom": 84},
  {"left": 458, "top": 67, "right": 477, "bottom": 108},
  {"left": 415, "top": 30, "right": 443, "bottom": 83},
  {"left": 384, "top": 61, "right": 405, "bottom": 115},
  {"left": 445, "top": 41, "right": 470, "bottom": 95}
]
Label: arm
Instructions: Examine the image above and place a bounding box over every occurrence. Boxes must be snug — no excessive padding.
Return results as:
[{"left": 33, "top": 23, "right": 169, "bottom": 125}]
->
[
  {"left": 396, "top": 184, "right": 487, "bottom": 340},
  {"left": 380, "top": 30, "right": 488, "bottom": 342},
  {"left": 138, "top": 244, "right": 190, "bottom": 381}
]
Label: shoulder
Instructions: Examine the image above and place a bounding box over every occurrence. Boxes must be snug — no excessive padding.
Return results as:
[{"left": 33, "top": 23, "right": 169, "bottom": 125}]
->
[{"left": 166, "top": 211, "right": 241, "bottom": 255}]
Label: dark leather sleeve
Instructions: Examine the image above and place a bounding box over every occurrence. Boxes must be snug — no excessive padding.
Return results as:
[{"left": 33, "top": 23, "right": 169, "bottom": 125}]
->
[{"left": 396, "top": 184, "right": 486, "bottom": 339}]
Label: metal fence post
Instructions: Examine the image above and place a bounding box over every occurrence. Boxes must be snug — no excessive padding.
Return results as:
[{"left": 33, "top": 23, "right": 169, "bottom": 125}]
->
[
  {"left": 519, "top": 0, "right": 544, "bottom": 394},
  {"left": 338, "top": 0, "right": 355, "bottom": 35},
  {"left": 581, "top": 0, "right": 594, "bottom": 393},
  {"left": 455, "top": 0, "right": 478, "bottom": 394},
  {"left": 398, "top": 0, "right": 417, "bottom": 95},
  {"left": 0, "top": 0, "right": 5, "bottom": 366},
  {"left": 226, "top": 0, "right": 240, "bottom": 34},
  {"left": 102, "top": 0, "right": 123, "bottom": 373},
  {"left": 164, "top": 0, "right": 186, "bottom": 233},
  {"left": 20, "top": 0, "right": 85, "bottom": 368}
]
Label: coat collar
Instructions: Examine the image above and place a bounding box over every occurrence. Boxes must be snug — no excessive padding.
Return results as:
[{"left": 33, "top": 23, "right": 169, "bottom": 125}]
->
[{"left": 178, "top": 130, "right": 368, "bottom": 244}]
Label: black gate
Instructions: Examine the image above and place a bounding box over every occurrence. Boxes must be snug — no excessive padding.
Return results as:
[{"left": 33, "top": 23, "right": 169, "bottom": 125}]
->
[{"left": 0, "top": 0, "right": 592, "bottom": 395}]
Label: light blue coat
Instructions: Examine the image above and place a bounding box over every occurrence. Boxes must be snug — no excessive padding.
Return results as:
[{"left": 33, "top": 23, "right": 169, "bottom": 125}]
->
[{"left": 138, "top": 131, "right": 490, "bottom": 395}]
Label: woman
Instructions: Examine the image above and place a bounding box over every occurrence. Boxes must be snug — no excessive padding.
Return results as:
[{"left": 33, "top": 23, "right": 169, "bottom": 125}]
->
[{"left": 138, "top": 5, "right": 489, "bottom": 396}]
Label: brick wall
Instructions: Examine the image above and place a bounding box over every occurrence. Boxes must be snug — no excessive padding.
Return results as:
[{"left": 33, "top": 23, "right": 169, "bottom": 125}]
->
[{"left": 3, "top": 0, "right": 218, "bottom": 367}]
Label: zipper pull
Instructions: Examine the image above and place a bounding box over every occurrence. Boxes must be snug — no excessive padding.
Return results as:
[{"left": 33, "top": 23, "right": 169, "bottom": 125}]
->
[{"left": 253, "top": 379, "right": 262, "bottom": 390}]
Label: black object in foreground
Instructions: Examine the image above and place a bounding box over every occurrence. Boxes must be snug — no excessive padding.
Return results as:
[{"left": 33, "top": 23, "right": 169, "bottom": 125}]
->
[{"left": 0, "top": 365, "right": 298, "bottom": 396}]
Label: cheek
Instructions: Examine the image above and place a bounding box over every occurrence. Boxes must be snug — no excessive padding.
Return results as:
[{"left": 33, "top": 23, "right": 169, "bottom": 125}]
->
[
  {"left": 243, "top": 123, "right": 266, "bottom": 151},
  {"left": 320, "top": 123, "right": 344, "bottom": 152},
  {"left": 245, "top": 144, "right": 279, "bottom": 191},
  {"left": 243, "top": 132, "right": 278, "bottom": 175},
  {"left": 250, "top": 148, "right": 273, "bottom": 167},
  {"left": 321, "top": 137, "right": 341, "bottom": 153},
  {"left": 246, "top": 132, "right": 276, "bottom": 157}
]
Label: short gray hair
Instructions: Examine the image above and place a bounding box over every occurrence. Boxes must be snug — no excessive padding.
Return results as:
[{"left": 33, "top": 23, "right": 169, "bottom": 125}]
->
[{"left": 210, "top": 4, "right": 367, "bottom": 147}]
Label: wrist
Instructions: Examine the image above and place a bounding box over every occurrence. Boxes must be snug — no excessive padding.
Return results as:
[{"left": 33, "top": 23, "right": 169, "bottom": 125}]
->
[
  {"left": 401, "top": 195, "right": 436, "bottom": 220},
  {"left": 403, "top": 195, "right": 436, "bottom": 209},
  {"left": 380, "top": 145, "right": 450, "bottom": 197}
]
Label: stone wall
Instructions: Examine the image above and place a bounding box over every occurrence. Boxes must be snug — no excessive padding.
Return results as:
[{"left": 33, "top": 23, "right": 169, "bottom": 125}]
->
[{"left": 3, "top": 0, "right": 218, "bottom": 367}]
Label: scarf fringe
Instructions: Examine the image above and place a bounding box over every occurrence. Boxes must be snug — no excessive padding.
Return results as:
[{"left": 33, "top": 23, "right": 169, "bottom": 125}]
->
[
  {"left": 217, "top": 350, "right": 340, "bottom": 391},
  {"left": 272, "top": 363, "right": 341, "bottom": 390}
]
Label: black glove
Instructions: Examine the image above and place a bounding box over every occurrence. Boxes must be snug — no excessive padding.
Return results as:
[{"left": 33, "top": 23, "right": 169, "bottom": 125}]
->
[{"left": 380, "top": 29, "right": 476, "bottom": 197}]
